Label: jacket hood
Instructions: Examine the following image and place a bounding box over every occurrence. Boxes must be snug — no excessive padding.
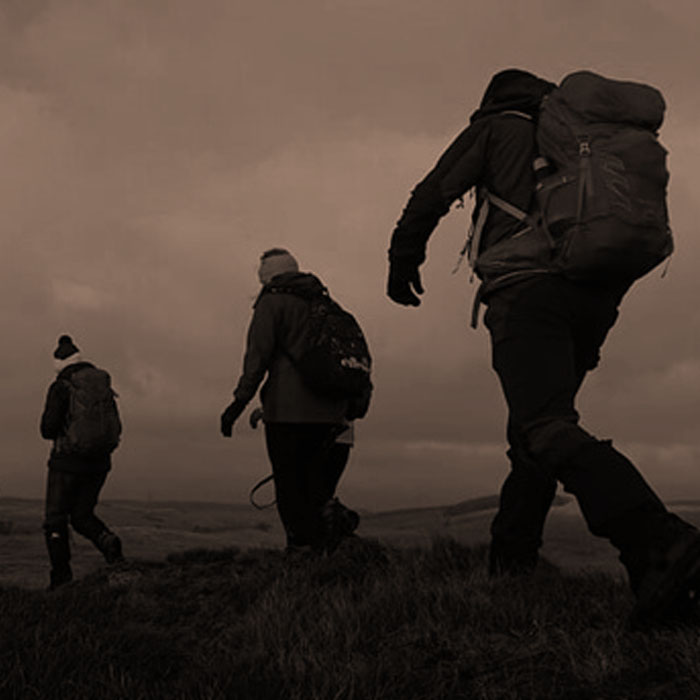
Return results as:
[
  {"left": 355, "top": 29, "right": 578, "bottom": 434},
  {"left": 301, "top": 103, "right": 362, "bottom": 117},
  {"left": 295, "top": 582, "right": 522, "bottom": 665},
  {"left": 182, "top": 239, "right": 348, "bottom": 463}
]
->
[
  {"left": 255, "top": 271, "right": 327, "bottom": 305},
  {"left": 470, "top": 69, "right": 556, "bottom": 124}
]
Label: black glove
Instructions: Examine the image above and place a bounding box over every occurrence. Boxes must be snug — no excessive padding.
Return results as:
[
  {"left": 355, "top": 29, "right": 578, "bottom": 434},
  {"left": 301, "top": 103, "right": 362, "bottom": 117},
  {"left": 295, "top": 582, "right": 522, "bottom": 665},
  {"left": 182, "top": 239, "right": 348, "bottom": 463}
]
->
[
  {"left": 220, "top": 399, "right": 246, "bottom": 437},
  {"left": 249, "top": 407, "right": 264, "bottom": 430},
  {"left": 387, "top": 258, "right": 424, "bottom": 307}
]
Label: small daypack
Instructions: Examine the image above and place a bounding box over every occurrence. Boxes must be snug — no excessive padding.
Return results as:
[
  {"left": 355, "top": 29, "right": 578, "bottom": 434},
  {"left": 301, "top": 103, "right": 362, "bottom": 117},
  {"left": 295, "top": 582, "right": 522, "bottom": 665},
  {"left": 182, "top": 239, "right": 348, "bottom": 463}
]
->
[
  {"left": 264, "top": 283, "right": 373, "bottom": 419},
  {"left": 57, "top": 366, "right": 122, "bottom": 456},
  {"left": 466, "top": 71, "right": 673, "bottom": 324}
]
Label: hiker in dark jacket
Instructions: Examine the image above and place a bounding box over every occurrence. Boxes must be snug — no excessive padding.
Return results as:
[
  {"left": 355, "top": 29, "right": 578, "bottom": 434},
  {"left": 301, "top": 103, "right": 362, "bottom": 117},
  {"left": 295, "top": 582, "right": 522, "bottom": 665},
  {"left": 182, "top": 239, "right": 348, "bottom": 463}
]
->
[
  {"left": 220, "top": 249, "right": 360, "bottom": 554},
  {"left": 40, "top": 335, "right": 124, "bottom": 589},
  {"left": 387, "top": 69, "right": 700, "bottom": 623}
]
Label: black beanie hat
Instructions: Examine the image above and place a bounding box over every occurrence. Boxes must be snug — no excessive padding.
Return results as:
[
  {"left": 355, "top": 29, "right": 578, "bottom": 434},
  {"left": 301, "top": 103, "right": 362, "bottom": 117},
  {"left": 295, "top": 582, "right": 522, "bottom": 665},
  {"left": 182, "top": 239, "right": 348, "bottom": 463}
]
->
[{"left": 54, "top": 334, "right": 80, "bottom": 360}]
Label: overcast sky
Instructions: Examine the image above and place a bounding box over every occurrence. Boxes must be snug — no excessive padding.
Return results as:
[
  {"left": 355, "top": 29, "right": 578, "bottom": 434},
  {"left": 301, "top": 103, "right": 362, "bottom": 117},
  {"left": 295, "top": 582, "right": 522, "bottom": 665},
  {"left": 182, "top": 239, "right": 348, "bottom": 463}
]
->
[{"left": 2, "top": 0, "right": 699, "bottom": 510}]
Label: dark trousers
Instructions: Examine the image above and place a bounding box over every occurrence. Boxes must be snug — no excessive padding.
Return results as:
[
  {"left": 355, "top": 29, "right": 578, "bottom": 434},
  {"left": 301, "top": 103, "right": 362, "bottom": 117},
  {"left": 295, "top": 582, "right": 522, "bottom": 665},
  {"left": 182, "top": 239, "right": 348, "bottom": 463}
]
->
[
  {"left": 264, "top": 423, "right": 349, "bottom": 548},
  {"left": 484, "top": 276, "right": 665, "bottom": 566},
  {"left": 43, "top": 470, "right": 111, "bottom": 575}
]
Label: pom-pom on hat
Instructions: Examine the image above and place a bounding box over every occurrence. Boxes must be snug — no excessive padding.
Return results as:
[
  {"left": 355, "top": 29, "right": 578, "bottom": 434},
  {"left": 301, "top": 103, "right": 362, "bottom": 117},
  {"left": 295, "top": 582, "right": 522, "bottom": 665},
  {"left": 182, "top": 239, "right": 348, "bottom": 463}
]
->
[
  {"left": 258, "top": 248, "right": 299, "bottom": 285},
  {"left": 53, "top": 334, "right": 80, "bottom": 360}
]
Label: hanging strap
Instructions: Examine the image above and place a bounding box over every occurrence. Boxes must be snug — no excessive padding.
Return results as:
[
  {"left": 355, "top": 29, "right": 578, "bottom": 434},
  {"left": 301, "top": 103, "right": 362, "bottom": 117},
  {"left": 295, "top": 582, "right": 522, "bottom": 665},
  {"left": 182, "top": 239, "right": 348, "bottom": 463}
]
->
[
  {"left": 576, "top": 140, "right": 592, "bottom": 222},
  {"left": 249, "top": 474, "right": 275, "bottom": 510},
  {"left": 248, "top": 423, "right": 347, "bottom": 511},
  {"left": 467, "top": 190, "right": 492, "bottom": 268},
  {"left": 453, "top": 188, "right": 491, "bottom": 275}
]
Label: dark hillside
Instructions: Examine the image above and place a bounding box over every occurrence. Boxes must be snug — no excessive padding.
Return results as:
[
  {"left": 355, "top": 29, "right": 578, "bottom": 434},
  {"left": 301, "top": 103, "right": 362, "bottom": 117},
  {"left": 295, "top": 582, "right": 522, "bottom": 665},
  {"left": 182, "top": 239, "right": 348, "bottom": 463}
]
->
[{"left": 2, "top": 537, "right": 700, "bottom": 699}]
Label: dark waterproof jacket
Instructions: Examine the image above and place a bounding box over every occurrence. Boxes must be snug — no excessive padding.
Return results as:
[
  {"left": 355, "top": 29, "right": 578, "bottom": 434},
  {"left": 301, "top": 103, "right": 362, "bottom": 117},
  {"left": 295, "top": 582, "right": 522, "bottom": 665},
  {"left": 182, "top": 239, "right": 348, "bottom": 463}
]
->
[
  {"left": 233, "top": 272, "right": 348, "bottom": 424},
  {"left": 389, "top": 70, "right": 555, "bottom": 267},
  {"left": 40, "top": 361, "right": 111, "bottom": 473}
]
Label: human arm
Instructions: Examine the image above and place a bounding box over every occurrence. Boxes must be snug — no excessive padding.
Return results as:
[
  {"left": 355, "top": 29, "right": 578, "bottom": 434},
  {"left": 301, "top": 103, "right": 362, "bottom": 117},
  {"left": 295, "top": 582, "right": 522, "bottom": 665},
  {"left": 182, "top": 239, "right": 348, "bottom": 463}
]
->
[
  {"left": 387, "top": 123, "right": 489, "bottom": 305},
  {"left": 39, "top": 381, "right": 68, "bottom": 440},
  {"left": 220, "top": 297, "right": 278, "bottom": 437}
]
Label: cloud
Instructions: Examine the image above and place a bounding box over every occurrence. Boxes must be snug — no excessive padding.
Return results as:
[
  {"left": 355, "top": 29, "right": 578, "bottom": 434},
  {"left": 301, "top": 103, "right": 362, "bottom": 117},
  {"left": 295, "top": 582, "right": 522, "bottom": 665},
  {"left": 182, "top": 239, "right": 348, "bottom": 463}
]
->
[
  {"left": 3, "top": 0, "right": 700, "bottom": 503},
  {"left": 51, "top": 279, "right": 109, "bottom": 310}
]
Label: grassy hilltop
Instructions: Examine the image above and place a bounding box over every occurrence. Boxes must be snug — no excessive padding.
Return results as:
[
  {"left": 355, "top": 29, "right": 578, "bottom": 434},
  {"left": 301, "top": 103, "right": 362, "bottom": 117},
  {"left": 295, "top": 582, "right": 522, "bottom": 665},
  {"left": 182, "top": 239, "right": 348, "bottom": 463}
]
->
[
  {"left": 3, "top": 498, "right": 700, "bottom": 699},
  {"left": 3, "top": 537, "right": 700, "bottom": 700}
]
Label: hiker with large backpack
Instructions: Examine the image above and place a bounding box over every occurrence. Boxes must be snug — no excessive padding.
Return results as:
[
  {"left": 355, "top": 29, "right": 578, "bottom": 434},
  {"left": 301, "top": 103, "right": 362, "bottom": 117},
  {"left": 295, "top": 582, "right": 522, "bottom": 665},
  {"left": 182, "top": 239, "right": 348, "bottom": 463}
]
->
[
  {"left": 387, "top": 68, "right": 700, "bottom": 624},
  {"left": 40, "top": 335, "right": 124, "bottom": 590},
  {"left": 220, "top": 249, "right": 369, "bottom": 555}
]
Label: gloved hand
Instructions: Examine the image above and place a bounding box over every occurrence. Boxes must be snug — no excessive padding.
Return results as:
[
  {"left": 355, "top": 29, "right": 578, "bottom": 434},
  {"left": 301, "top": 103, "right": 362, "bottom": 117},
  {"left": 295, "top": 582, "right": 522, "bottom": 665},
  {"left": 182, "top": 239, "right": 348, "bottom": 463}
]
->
[
  {"left": 220, "top": 399, "right": 246, "bottom": 437},
  {"left": 249, "top": 407, "right": 264, "bottom": 429},
  {"left": 387, "top": 258, "right": 424, "bottom": 306}
]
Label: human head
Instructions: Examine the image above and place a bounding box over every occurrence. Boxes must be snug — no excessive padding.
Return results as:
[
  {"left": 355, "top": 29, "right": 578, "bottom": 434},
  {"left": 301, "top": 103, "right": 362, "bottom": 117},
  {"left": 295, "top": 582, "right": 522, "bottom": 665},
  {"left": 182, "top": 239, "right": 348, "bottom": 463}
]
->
[
  {"left": 53, "top": 334, "right": 81, "bottom": 373},
  {"left": 258, "top": 248, "right": 299, "bottom": 285}
]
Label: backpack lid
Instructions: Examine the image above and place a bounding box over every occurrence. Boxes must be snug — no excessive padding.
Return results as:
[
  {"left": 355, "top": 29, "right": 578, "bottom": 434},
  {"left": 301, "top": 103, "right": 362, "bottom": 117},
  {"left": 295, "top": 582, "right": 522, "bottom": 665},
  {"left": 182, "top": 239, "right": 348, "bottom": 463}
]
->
[{"left": 556, "top": 71, "right": 665, "bottom": 130}]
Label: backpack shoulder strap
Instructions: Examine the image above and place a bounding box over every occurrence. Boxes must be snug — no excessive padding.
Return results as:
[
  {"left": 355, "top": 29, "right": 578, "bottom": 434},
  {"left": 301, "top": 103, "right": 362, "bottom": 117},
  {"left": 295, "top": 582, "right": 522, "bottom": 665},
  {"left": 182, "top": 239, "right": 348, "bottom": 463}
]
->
[
  {"left": 498, "top": 110, "right": 534, "bottom": 121},
  {"left": 462, "top": 189, "right": 533, "bottom": 271},
  {"left": 485, "top": 190, "right": 530, "bottom": 222}
]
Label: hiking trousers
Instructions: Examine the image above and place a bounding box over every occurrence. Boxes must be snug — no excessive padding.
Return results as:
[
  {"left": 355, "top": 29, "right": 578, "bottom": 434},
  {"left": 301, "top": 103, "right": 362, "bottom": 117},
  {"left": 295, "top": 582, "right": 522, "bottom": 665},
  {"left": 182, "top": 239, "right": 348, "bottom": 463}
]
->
[
  {"left": 264, "top": 422, "right": 349, "bottom": 549},
  {"left": 484, "top": 275, "right": 666, "bottom": 567},
  {"left": 44, "top": 470, "right": 111, "bottom": 541},
  {"left": 43, "top": 469, "right": 117, "bottom": 583}
]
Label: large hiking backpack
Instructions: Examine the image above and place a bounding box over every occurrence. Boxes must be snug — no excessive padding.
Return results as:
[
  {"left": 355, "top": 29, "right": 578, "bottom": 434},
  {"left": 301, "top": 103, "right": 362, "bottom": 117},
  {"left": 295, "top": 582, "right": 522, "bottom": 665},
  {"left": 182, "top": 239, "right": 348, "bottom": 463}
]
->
[
  {"left": 469, "top": 71, "right": 673, "bottom": 303},
  {"left": 264, "top": 283, "right": 373, "bottom": 419},
  {"left": 56, "top": 366, "right": 122, "bottom": 456}
]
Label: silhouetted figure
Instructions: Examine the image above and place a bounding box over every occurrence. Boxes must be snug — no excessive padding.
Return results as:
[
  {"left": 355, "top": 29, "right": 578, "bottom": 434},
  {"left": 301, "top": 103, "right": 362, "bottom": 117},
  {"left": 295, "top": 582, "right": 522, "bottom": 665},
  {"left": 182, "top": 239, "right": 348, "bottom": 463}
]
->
[
  {"left": 40, "top": 335, "right": 124, "bottom": 589},
  {"left": 387, "top": 69, "right": 700, "bottom": 623},
  {"left": 221, "top": 249, "right": 364, "bottom": 554}
]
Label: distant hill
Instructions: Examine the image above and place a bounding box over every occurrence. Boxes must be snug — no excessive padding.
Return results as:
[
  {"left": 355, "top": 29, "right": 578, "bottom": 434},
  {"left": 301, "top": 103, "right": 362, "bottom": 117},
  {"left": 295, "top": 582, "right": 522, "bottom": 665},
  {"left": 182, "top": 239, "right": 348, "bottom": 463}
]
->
[
  {"left": 360, "top": 493, "right": 570, "bottom": 522},
  {"left": 3, "top": 495, "right": 700, "bottom": 591}
]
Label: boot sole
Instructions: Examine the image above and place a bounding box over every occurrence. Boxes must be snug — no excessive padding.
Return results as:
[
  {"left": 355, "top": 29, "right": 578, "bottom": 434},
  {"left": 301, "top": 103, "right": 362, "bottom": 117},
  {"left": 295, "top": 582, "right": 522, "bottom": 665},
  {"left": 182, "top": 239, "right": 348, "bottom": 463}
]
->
[{"left": 633, "top": 534, "right": 700, "bottom": 623}]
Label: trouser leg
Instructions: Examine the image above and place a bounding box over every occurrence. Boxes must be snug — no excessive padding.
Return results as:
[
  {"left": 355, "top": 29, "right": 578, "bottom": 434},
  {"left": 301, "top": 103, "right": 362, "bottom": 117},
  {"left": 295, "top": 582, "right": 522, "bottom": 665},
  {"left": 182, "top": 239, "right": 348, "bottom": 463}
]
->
[
  {"left": 69, "top": 471, "right": 108, "bottom": 542},
  {"left": 323, "top": 443, "right": 349, "bottom": 497},
  {"left": 43, "top": 471, "right": 74, "bottom": 588},
  {"left": 489, "top": 443, "right": 557, "bottom": 575},
  {"left": 70, "top": 471, "right": 123, "bottom": 563},
  {"left": 486, "top": 278, "right": 666, "bottom": 566},
  {"left": 265, "top": 423, "right": 337, "bottom": 549},
  {"left": 527, "top": 425, "right": 666, "bottom": 536},
  {"left": 265, "top": 423, "right": 309, "bottom": 547},
  {"left": 316, "top": 441, "right": 360, "bottom": 552}
]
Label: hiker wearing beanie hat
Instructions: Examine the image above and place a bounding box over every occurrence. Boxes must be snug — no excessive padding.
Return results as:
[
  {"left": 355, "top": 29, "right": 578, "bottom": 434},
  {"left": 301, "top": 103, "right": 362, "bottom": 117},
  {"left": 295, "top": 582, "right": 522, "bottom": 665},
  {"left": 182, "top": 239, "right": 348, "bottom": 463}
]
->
[
  {"left": 53, "top": 334, "right": 82, "bottom": 374},
  {"left": 40, "top": 335, "right": 125, "bottom": 589},
  {"left": 220, "top": 249, "right": 365, "bottom": 554},
  {"left": 387, "top": 68, "right": 700, "bottom": 624}
]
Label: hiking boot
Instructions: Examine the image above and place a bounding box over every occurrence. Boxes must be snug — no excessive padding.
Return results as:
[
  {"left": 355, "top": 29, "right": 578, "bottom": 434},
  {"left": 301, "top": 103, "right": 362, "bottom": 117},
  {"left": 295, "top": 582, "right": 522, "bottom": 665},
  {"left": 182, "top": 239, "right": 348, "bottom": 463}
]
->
[
  {"left": 48, "top": 566, "right": 73, "bottom": 591},
  {"left": 284, "top": 544, "right": 319, "bottom": 562},
  {"left": 321, "top": 498, "right": 360, "bottom": 555},
  {"left": 488, "top": 541, "right": 538, "bottom": 578},
  {"left": 631, "top": 516, "right": 700, "bottom": 624},
  {"left": 96, "top": 531, "right": 125, "bottom": 565},
  {"left": 45, "top": 530, "right": 72, "bottom": 589}
]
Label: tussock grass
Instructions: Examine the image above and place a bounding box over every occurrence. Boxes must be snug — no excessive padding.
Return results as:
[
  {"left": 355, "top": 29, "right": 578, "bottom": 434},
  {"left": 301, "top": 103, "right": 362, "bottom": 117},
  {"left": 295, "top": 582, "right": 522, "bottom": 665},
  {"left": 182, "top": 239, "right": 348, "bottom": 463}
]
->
[{"left": 2, "top": 537, "right": 700, "bottom": 699}]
